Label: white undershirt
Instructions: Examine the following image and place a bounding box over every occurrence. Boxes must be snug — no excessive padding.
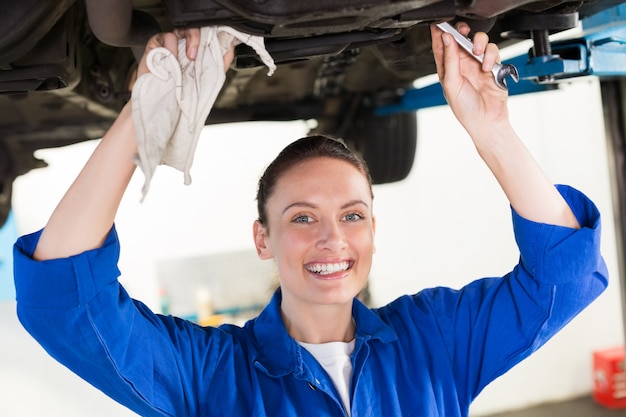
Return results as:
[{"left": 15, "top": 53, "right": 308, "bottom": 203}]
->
[{"left": 299, "top": 339, "right": 355, "bottom": 416}]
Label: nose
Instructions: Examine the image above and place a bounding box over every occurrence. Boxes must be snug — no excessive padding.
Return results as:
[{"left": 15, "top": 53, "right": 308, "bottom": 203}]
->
[{"left": 316, "top": 220, "right": 346, "bottom": 251}]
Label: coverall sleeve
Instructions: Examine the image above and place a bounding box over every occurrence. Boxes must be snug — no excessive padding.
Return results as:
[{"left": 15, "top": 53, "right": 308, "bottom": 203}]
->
[
  {"left": 13, "top": 226, "right": 222, "bottom": 417},
  {"left": 424, "top": 185, "right": 608, "bottom": 405}
]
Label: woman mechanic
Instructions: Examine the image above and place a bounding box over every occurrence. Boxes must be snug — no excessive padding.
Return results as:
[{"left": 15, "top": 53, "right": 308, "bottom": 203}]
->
[{"left": 13, "top": 22, "right": 607, "bottom": 416}]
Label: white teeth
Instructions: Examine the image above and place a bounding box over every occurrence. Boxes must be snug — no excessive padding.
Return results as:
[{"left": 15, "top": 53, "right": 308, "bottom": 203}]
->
[{"left": 306, "top": 262, "right": 350, "bottom": 275}]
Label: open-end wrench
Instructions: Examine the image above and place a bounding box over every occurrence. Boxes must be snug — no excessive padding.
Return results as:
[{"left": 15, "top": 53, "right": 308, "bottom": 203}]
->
[{"left": 435, "top": 22, "right": 519, "bottom": 90}]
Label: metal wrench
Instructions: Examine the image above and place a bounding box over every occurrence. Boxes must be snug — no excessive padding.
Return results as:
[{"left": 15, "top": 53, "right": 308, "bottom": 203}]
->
[{"left": 435, "top": 22, "right": 519, "bottom": 90}]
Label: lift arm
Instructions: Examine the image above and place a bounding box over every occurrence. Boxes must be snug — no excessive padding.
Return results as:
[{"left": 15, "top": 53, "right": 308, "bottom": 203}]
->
[{"left": 377, "top": 4, "right": 626, "bottom": 115}]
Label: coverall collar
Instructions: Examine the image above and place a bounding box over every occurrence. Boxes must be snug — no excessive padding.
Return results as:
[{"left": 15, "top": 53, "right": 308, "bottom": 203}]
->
[{"left": 250, "top": 288, "right": 397, "bottom": 378}]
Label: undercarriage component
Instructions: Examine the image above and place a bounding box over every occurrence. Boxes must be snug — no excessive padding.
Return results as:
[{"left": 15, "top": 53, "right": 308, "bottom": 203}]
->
[
  {"left": 377, "top": 4, "right": 626, "bottom": 114},
  {"left": 0, "top": 3, "right": 82, "bottom": 94},
  {"left": 0, "top": 0, "right": 623, "bottom": 227},
  {"left": 84, "top": 0, "right": 160, "bottom": 48}
]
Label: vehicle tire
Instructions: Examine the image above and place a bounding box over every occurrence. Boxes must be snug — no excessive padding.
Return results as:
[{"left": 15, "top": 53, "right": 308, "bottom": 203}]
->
[
  {"left": 0, "top": 174, "right": 11, "bottom": 228},
  {"left": 0, "top": 142, "right": 12, "bottom": 228},
  {"left": 343, "top": 109, "right": 417, "bottom": 184}
]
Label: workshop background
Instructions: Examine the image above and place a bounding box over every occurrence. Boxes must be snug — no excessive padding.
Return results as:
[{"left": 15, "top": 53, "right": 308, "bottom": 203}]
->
[{"left": 1, "top": 77, "right": 622, "bottom": 416}]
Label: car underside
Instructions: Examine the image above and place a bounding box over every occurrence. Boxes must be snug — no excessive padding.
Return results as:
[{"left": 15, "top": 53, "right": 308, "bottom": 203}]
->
[{"left": 0, "top": 0, "right": 624, "bottom": 226}]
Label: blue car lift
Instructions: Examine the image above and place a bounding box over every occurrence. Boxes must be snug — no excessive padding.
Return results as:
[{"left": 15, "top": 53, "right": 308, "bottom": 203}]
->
[{"left": 376, "top": 3, "right": 626, "bottom": 115}]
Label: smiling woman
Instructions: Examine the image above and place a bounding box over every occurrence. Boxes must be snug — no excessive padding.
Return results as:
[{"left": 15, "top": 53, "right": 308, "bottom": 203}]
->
[
  {"left": 252, "top": 139, "right": 376, "bottom": 343},
  {"left": 11, "top": 24, "right": 609, "bottom": 417}
]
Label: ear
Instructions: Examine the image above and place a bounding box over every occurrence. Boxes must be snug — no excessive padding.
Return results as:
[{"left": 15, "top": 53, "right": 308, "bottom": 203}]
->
[
  {"left": 371, "top": 215, "right": 377, "bottom": 254},
  {"left": 253, "top": 220, "right": 273, "bottom": 260}
]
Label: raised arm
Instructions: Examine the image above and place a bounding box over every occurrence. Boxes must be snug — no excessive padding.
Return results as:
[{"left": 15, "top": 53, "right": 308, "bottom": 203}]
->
[
  {"left": 34, "top": 29, "right": 229, "bottom": 260},
  {"left": 430, "top": 23, "right": 579, "bottom": 229}
]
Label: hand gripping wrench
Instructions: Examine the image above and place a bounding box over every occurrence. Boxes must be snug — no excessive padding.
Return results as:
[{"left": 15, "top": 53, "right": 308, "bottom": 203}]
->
[{"left": 435, "top": 22, "right": 519, "bottom": 90}]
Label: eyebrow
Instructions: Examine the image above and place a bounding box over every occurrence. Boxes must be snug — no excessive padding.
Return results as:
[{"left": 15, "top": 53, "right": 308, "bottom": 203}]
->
[{"left": 282, "top": 200, "right": 370, "bottom": 215}]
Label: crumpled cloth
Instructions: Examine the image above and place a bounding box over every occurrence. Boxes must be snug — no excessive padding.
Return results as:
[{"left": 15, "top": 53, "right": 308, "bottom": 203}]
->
[{"left": 131, "top": 26, "right": 276, "bottom": 200}]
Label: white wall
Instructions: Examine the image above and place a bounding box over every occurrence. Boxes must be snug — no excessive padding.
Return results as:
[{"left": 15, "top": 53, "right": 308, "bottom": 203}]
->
[{"left": 4, "top": 78, "right": 623, "bottom": 416}]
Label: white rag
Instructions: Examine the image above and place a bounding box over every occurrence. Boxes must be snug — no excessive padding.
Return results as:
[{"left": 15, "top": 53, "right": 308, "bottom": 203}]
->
[{"left": 131, "top": 26, "right": 276, "bottom": 200}]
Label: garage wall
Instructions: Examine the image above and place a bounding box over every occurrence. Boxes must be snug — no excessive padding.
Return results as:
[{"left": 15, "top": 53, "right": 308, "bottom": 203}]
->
[{"left": 4, "top": 78, "right": 622, "bottom": 416}]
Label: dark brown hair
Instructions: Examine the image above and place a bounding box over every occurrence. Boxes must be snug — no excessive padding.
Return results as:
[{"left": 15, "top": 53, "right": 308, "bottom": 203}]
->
[{"left": 256, "top": 135, "right": 373, "bottom": 227}]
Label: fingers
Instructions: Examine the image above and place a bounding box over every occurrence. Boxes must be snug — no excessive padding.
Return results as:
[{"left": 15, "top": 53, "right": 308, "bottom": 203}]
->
[
  {"left": 180, "top": 28, "right": 234, "bottom": 70},
  {"left": 223, "top": 47, "right": 235, "bottom": 69},
  {"left": 454, "top": 22, "right": 500, "bottom": 72},
  {"left": 174, "top": 28, "right": 200, "bottom": 60},
  {"left": 482, "top": 43, "right": 500, "bottom": 72},
  {"left": 137, "top": 32, "right": 177, "bottom": 78},
  {"left": 433, "top": 22, "right": 501, "bottom": 76},
  {"left": 470, "top": 31, "right": 500, "bottom": 72},
  {"left": 137, "top": 27, "right": 236, "bottom": 80},
  {"left": 161, "top": 32, "right": 179, "bottom": 56}
]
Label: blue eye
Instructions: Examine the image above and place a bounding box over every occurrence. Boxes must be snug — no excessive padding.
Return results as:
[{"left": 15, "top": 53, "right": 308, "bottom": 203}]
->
[
  {"left": 293, "top": 215, "right": 312, "bottom": 223},
  {"left": 344, "top": 212, "right": 363, "bottom": 222}
]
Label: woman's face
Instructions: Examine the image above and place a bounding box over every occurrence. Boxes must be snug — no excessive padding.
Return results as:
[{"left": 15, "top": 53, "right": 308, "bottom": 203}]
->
[{"left": 254, "top": 157, "right": 375, "bottom": 308}]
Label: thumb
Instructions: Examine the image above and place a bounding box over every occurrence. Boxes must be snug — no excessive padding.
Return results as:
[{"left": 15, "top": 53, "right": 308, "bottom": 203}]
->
[{"left": 440, "top": 32, "right": 461, "bottom": 89}]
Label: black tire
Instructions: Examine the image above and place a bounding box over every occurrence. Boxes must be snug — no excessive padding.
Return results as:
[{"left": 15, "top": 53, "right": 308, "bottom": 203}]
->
[
  {"left": 344, "top": 109, "right": 417, "bottom": 184},
  {"left": 0, "top": 177, "right": 11, "bottom": 228},
  {"left": 0, "top": 142, "right": 11, "bottom": 228}
]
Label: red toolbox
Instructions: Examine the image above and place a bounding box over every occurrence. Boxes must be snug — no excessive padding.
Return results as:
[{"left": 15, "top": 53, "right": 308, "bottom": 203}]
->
[{"left": 593, "top": 346, "right": 626, "bottom": 409}]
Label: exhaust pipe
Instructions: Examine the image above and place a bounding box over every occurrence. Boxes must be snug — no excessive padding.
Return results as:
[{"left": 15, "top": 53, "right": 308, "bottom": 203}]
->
[{"left": 85, "top": 0, "right": 160, "bottom": 49}]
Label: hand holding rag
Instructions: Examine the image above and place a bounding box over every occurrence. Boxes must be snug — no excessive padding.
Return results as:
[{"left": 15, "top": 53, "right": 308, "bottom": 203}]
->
[{"left": 131, "top": 26, "right": 276, "bottom": 200}]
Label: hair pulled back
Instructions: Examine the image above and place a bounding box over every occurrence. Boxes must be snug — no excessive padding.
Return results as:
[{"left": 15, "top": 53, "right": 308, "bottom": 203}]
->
[{"left": 256, "top": 135, "right": 373, "bottom": 227}]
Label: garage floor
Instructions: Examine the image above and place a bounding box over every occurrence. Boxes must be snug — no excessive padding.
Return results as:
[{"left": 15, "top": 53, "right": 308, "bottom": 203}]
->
[{"left": 485, "top": 396, "right": 626, "bottom": 417}]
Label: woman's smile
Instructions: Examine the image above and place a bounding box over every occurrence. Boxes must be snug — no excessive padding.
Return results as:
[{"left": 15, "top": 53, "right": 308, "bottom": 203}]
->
[{"left": 305, "top": 260, "right": 354, "bottom": 279}]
